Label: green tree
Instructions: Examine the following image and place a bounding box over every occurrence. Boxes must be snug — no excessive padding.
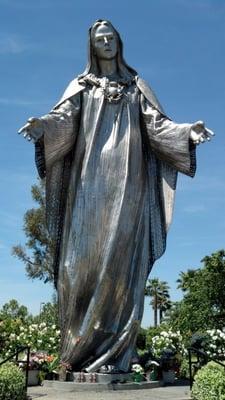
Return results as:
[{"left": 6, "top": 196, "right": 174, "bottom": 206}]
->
[
  {"left": 145, "top": 278, "right": 171, "bottom": 327},
  {"left": 158, "top": 288, "right": 172, "bottom": 324},
  {"left": 168, "top": 250, "right": 225, "bottom": 334},
  {"left": 0, "top": 299, "right": 29, "bottom": 321},
  {"left": 0, "top": 300, "right": 31, "bottom": 356},
  {"left": 176, "top": 269, "right": 197, "bottom": 292},
  {"left": 12, "top": 180, "right": 54, "bottom": 284},
  {"left": 34, "top": 300, "right": 59, "bottom": 327},
  {"left": 0, "top": 299, "right": 59, "bottom": 358}
]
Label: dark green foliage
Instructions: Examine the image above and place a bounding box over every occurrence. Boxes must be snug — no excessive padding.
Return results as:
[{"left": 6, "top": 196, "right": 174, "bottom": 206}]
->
[
  {"left": 136, "top": 327, "right": 147, "bottom": 351},
  {"left": 12, "top": 180, "right": 54, "bottom": 283},
  {"left": 168, "top": 250, "right": 225, "bottom": 334},
  {"left": 190, "top": 333, "right": 209, "bottom": 350}
]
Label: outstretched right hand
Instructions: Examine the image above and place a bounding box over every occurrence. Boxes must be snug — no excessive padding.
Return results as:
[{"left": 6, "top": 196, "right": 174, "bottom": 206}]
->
[{"left": 18, "top": 117, "right": 44, "bottom": 143}]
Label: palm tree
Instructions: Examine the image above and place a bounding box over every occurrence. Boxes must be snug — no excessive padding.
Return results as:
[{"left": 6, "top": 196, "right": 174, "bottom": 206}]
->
[
  {"left": 145, "top": 278, "right": 170, "bottom": 327},
  {"left": 158, "top": 293, "right": 172, "bottom": 324},
  {"left": 177, "top": 269, "right": 197, "bottom": 292}
]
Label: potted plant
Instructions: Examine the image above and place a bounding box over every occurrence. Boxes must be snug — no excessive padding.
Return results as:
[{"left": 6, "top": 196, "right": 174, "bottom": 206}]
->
[
  {"left": 145, "top": 360, "right": 160, "bottom": 381},
  {"left": 25, "top": 352, "right": 42, "bottom": 386},
  {"left": 20, "top": 351, "right": 58, "bottom": 385},
  {"left": 131, "top": 363, "right": 145, "bottom": 382},
  {"left": 57, "top": 361, "right": 72, "bottom": 381},
  {"left": 160, "top": 349, "right": 177, "bottom": 384},
  {"left": 38, "top": 354, "right": 59, "bottom": 381}
]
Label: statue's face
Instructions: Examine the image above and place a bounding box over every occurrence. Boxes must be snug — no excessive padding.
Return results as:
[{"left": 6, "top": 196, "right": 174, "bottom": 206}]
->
[{"left": 92, "top": 24, "right": 118, "bottom": 60}]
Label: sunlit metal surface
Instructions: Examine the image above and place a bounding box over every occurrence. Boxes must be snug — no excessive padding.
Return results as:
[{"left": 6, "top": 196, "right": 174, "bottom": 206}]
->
[{"left": 27, "top": 21, "right": 196, "bottom": 372}]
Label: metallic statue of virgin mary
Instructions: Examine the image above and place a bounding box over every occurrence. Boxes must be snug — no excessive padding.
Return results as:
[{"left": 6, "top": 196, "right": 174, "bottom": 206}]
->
[{"left": 19, "top": 20, "right": 213, "bottom": 373}]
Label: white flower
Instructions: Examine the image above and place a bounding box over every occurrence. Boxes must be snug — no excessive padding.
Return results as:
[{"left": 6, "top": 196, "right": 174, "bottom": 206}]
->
[
  {"left": 131, "top": 364, "right": 144, "bottom": 373},
  {"left": 9, "top": 333, "right": 16, "bottom": 340},
  {"left": 31, "top": 324, "right": 38, "bottom": 329}
]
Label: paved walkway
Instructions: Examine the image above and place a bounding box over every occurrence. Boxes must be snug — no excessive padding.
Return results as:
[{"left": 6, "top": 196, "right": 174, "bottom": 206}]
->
[{"left": 28, "top": 384, "right": 191, "bottom": 400}]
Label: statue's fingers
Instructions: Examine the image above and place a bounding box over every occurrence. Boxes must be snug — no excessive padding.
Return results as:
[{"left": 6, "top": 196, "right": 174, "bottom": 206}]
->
[
  {"left": 18, "top": 123, "right": 31, "bottom": 134},
  {"left": 23, "top": 130, "right": 31, "bottom": 140},
  {"left": 205, "top": 128, "right": 215, "bottom": 138}
]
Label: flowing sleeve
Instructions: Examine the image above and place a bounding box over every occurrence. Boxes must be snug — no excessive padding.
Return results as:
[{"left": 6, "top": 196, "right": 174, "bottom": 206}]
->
[
  {"left": 42, "top": 95, "right": 81, "bottom": 169},
  {"left": 140, "top": 94, "right": 196, "bottom": 177},
  {"left": 33, "top": 94, "right": 81, "bottom": 274},
  {"left": 35, "top": 94, "right": 81, "bottom": 178}
]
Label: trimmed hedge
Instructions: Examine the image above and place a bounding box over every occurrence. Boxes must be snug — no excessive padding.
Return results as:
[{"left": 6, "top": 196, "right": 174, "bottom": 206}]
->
[
  {"left": 0, "top": 362, "right": 26, "bottom": 400},
  {"left": 192, "top": 361, "right": 225, "bottom": 400}
]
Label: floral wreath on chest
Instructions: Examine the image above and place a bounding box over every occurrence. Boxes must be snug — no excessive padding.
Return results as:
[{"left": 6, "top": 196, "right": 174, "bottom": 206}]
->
[{"left": 79, "top": 73, "right": 136, "bottom": 103}]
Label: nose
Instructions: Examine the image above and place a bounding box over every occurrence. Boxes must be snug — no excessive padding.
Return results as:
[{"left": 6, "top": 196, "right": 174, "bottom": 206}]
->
[{"left": 104, "top": 36, "right": 109, "bottom": 45}]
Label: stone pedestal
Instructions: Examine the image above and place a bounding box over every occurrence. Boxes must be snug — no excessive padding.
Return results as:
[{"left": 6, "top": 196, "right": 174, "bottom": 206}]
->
[
  {"left": 162, "top": 370, "right": 176, "bottom": 384},
  {"left": 27, "top": 370, "right": 39, "bottom": 386},
  {"left": 43, "top": 376, "right": 160, "bottom": 392},
  {"left": 70, "top": 371, "right": 131, "bottom": 384}
]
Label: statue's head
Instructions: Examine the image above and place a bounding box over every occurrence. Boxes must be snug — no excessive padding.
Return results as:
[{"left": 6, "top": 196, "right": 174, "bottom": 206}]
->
[
  {"left": 80, "top": 20, "right": 137, "bottom": 80},
  {"left": 91, "top": 20, "right": 118, "bottom": 62}
]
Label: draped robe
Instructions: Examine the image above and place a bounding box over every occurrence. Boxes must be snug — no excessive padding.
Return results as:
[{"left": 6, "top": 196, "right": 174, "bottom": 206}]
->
[{"left": 36, "top": 76, "right": 196, "bottom": 372}]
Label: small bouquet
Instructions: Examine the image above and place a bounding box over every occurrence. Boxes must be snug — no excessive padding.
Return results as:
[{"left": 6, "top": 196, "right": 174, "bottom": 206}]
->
[
  {"left": 131, "top": 363, "right": 144, "bottom": 382},
  {"left": 58, "top": 361, "right": 72, "bottom": 381}
]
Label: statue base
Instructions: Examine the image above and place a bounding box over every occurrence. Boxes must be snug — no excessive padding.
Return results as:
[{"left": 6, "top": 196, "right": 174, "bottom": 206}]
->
[
  {"left": 43, "top": 373, "right": 160, "bottom": 392},
  {"left": 70, "top": 371, "right": 132, "bottom": 384}
]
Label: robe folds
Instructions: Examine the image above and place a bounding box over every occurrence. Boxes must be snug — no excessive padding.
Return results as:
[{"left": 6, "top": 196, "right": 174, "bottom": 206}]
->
[{"left": 35, "top": 76, "right": 196, "bottom": 372}]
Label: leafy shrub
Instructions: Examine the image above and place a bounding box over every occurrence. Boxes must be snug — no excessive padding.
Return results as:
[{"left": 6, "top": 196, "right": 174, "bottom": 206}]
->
[
  {"left": 0, "top": 362, "right": 26, "bottom": 400},
  {"left": 205, "top": 329, "right": 225, "bottom": 360},
  {"left": 191, "top": 361, "right": 225, "bottom": 400},
  {"left": 179, "top": 357, "right": 189, "bottom": 379},
  {"left": 1, "top": 321, "right": 60, "bottom": 359},
  {"left": 145, "top": 325, "right": 166, "bottom": 348},
  {"left": 150, "top": 329, "right": 185, "bottom": 358},
  {"left": 136, "top": 327, "right": 147, "bottom": 350}
]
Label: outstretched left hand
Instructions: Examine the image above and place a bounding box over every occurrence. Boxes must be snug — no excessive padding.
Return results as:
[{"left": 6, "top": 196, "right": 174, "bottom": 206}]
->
[{"left": 190, "top": 120, "right": 214, "bottom": 145}]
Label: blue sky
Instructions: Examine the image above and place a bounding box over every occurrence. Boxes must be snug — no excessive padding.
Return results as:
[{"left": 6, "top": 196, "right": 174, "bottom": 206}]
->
[{"left": 0, "top": 0, "right": 224, "bottom": 327}]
